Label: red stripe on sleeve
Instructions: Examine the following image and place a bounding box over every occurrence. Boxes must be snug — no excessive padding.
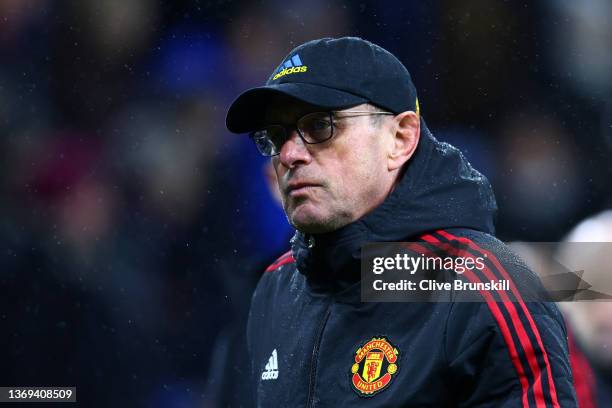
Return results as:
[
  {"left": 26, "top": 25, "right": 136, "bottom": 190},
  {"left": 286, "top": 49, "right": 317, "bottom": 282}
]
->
[
  {"left": 433, "top": 230, "right": 561, "bottom": 408},
  {"left": 414, "top": 239, "right": 533, "bottom": 408}
]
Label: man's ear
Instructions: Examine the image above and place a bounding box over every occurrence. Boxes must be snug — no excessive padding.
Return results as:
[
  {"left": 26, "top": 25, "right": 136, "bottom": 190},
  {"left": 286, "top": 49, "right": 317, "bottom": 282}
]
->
[{"left": 387, "top": 111, "right": 420, "bottom": 171}]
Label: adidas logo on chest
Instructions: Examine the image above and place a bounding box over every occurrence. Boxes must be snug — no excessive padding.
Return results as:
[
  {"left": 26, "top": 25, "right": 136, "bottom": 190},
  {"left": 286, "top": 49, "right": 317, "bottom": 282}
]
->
[{"left": 261, "top": 349, "right": 279, "bottom": 380}]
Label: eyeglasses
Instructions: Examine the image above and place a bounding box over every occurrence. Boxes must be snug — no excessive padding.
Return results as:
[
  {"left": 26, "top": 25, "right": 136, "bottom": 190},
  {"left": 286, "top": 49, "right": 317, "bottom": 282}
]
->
[{"left": 250, "top": 110, "right": 395, "bottom": 157}]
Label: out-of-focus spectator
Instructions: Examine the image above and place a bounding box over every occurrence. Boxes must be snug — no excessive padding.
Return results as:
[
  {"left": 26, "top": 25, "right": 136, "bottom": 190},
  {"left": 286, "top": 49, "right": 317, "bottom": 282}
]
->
[
  {"left": 225, "top": 0, "right": 351, "bottom": 89},
  {"left": 558, "top": 210, "right": 612, "bottom": 407},
  {"left": 494, "top": 112, "right": 586, "bottom": 240},
  {"left": 544, "top": 0, "right": 612, "bottom": 100}
]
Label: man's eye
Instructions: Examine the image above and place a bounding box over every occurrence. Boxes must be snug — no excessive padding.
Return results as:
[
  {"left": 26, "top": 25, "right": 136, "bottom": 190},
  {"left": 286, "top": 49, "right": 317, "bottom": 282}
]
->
[{"left": 310, "top": 119, "right": 331, "bottom": 131}]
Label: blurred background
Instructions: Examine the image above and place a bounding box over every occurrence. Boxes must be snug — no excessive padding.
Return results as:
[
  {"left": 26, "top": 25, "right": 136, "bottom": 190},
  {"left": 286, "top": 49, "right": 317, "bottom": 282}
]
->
[{"left": 1, "top": 0, "right": 611, "bottom": 406}]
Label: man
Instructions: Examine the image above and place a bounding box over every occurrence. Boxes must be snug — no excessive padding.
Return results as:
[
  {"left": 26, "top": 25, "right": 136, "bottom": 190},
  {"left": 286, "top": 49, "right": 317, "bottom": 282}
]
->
[
  {"left": 558, "top": 210, "right": 612, "bottom": 407},
  {"left": 226, "top": 37, "right": 577, "bottom": 407}
]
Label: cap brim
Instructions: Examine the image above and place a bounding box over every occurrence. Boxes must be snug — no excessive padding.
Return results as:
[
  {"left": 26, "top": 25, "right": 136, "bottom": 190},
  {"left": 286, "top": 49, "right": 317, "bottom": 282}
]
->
[{"left": 225, "top": 83, "right": 368, "bottom": 134}]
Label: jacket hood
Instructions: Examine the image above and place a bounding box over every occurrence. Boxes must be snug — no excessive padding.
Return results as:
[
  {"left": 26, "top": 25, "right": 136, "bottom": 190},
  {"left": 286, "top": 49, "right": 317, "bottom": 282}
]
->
[{"left": 291, "top": 118, "right": 497, "bottom": 284}]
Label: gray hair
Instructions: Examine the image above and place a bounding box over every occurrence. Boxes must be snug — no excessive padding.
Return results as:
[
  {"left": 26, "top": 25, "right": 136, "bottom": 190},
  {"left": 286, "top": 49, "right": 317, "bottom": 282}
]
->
[{"left": 365, "top": 103, "right": 392, "bottom": 127}]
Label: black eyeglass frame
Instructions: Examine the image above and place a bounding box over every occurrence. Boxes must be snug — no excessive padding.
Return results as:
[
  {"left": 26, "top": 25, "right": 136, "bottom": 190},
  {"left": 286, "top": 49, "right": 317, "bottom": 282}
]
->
[{"left": 249, "top": 110, "right": 395, "bottom": 157}]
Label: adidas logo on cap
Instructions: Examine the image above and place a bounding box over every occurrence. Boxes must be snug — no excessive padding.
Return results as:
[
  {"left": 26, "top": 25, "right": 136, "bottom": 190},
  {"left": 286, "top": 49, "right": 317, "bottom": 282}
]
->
[{"left": 273, "top": 54, "right": 308, "bottom": 80}]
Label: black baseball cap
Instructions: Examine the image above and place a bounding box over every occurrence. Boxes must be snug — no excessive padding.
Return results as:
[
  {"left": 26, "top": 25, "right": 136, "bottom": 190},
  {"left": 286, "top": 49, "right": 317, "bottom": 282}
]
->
[{"left": 225, "top": 36, "right": 419, "bottom": 134}]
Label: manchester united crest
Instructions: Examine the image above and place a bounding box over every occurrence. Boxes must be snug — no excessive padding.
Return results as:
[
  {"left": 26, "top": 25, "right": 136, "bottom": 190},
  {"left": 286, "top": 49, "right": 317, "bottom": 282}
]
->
[{"left": 350, "top": 337, "right": 400, "bottom": 397}]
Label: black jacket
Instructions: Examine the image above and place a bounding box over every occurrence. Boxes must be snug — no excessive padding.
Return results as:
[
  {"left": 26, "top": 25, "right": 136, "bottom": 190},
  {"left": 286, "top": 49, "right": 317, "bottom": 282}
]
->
[{"left": 247, "top": 121, "right": 577, "bottom": 407}]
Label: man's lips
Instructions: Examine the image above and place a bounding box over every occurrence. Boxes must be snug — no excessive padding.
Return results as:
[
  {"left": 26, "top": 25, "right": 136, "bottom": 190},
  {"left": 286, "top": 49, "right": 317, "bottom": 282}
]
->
[{"left": 286, "top": 181, "right": 321, "bottom": 195}]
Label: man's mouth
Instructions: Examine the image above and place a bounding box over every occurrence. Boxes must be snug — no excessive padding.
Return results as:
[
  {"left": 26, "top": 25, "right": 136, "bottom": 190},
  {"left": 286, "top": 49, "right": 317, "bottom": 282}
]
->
[{"left": 286, "top": 181, "right": 320, "bottom": 196}]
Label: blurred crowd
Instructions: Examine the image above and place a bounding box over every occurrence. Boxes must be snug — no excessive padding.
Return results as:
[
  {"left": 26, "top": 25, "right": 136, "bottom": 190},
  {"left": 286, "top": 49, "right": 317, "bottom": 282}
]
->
[{"left": 1, "top": 0, "right": 611, "bottom": 406}]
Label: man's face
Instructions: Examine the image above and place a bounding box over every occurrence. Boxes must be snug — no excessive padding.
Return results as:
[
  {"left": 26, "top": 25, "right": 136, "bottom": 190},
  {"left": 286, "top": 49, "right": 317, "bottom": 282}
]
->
[{"left": 266, "top": 100, "right": 393, "bottom": 234}]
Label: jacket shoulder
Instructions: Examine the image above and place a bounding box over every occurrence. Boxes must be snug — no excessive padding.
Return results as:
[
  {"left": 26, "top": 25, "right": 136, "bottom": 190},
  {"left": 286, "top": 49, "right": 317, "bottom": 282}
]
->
[
  {"left": 263, "top": 250, "right": 295, "bottom": 273},
  {"left": 424, "top": 228, "right": 532, "bottom": 276},
  {"left": 253, "top": 250, "right": 299, "bottom": 304}
]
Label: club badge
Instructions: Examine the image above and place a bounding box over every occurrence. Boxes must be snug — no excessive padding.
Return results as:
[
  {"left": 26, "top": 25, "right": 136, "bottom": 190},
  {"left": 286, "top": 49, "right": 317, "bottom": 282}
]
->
[{"left": 350, "top": 337, "right": 400, "bottom": 397}]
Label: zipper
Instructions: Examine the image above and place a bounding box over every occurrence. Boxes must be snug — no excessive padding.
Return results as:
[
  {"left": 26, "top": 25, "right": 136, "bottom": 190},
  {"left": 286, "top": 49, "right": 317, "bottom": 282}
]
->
[{"left": 306, "top": 302, "right": 332, "bottom": 407}]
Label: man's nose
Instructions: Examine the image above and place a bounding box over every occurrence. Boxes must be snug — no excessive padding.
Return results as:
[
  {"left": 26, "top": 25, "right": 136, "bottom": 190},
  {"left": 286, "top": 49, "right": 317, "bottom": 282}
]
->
[{"left": 279, "top": 129, "right": 312, "bottom": 168}]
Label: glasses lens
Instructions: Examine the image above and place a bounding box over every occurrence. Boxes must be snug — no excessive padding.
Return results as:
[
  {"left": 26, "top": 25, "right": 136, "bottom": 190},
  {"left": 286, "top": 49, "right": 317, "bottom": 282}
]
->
[
  {"left": 252, "top": 126, "right": 286, "bottom": 156},
  {"left": 297, "top": 112, "right": 333, "bottom": 143}
]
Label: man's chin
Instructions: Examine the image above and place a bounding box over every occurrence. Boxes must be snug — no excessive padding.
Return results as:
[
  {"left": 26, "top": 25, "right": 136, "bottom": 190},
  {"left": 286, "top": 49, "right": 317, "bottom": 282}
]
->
[{"left": 287, "top": 206, "right": 335, "bottom": 234}]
